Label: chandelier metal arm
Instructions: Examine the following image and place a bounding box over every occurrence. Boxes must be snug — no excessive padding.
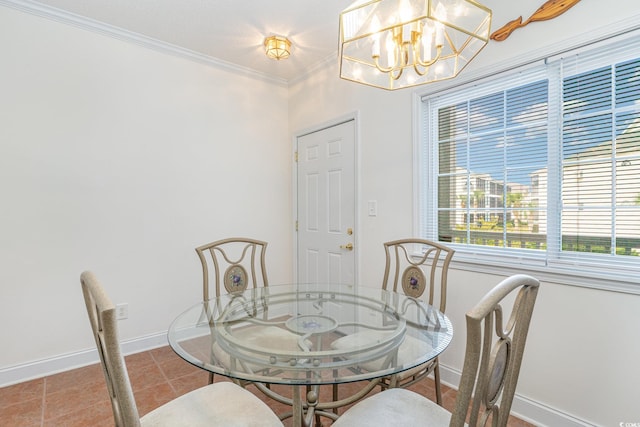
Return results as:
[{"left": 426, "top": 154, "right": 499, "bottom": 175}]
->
[
  {"left": 374, "top": 54, "right": 405, "bottom": 81},
  {"left": 413, "top": 44, "right": 443, "bottom": 75},
  {"left": 373, "top": 38, "right": 409, "bottom": 80},
  {"left": 392, "top": 43, "right": 409, "bottom": 80},
  {"left": 390, "top": 66, "right": 404, "bottom": 81},
  {"left": 373, "top": 55, "right": 395, "bottom": 73}
]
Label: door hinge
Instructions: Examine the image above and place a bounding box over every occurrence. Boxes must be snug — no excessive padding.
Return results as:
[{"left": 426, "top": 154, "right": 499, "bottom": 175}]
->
[
  {"left": 295, "top": 220, "right": 298, "bottom": 231},
  {"left": 294, "top": 151, "right": 298, "bottom": 162}
]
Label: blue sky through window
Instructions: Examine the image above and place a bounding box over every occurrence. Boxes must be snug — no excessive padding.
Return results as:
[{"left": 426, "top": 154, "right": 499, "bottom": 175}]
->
[{"left": 442, "top": 80, "right": 548, "bottom": 186}]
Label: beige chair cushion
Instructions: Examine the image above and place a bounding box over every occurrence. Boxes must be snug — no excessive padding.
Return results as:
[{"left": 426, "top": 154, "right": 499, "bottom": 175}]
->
[
  {"left": 213, "top": 326, "right": 308, "bottom": 371},
  {"left": 331, "top": 331, "right": 433, "bottom": 380},
  {"left": 141, "top": 382, "right": 283, "bottom": 427},
  {"left": 332, "top": 388, "right": 451, "bottom": 427}
]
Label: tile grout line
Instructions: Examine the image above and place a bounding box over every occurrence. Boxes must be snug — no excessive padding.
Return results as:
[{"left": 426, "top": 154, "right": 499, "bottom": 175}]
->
[
  {"left": 147, "top": 350, "right": 178, "bottom": 396},
  {"left": 40, "top": 377, "right": 47, "bottom": 427}
]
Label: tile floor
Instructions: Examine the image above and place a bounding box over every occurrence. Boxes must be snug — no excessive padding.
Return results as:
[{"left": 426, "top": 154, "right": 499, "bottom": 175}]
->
[{"left": 0, "top": 345, "right": 535, "bottom": 426}]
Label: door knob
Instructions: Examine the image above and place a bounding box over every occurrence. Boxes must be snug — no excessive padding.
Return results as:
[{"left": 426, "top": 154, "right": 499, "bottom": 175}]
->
[{"left": 340, "top": 243, "right": 354, "bottom": 250}]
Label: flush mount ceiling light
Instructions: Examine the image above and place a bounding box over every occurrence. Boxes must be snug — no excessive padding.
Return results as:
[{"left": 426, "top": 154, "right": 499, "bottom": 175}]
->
[
  {"left": 339, "top": 0, "right": 492, "bottom": 90},
  {"left": 264, "top": 35, "right": 292, "bottom": 60}
]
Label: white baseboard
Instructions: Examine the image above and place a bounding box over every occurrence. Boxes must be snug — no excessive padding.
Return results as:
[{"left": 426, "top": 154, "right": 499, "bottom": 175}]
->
[
  {"left": 439, "top": 364, "right": 595, "bottom": 427},
  {"left": 0, "top": 332, "right": 168, "bottom": 388}
]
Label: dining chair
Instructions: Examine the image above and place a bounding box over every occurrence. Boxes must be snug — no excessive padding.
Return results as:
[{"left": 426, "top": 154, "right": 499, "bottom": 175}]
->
[
  {"left": 195, "top": 237, "right": 270, "bottom": 300},
  {"left": 331, "top": 238, "right": 455, "bottom": 404},
  {"left": 332, "top": 274, "right": 540, "bottom": 427},
  {"left": 195, "top": 237, "right": 302, "bottom": 384},
  {"left": 80, "top": 271, "right": 284, "bottom": 427}
]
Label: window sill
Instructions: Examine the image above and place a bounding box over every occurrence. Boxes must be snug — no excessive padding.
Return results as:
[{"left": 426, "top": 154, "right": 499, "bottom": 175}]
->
[{"left": 448, "top": 252, "right": 640, "bottom": 295}]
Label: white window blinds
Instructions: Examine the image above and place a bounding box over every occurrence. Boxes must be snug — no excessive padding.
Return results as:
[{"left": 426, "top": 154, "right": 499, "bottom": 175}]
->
[
  {"left": 420, "top": 32, "right": 640, "bottom": 282},
  {"left": 554, "top": 47, "right": 640, "bottom": 271}
]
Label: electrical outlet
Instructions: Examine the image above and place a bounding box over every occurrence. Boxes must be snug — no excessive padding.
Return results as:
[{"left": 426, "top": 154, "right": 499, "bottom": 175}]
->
[{"left": 116, "top": 303, "right": 128, "bottom": 320}]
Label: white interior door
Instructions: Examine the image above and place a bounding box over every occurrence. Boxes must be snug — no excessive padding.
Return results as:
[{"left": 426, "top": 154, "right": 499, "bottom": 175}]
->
[{"left": 296, "top": 119, "right": 356, "bottom": 285}]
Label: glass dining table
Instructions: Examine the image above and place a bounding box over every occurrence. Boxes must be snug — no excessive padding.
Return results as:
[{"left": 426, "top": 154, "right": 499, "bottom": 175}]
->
[{"left": 168, "top": 283, "right": 453, "bottom": 427}]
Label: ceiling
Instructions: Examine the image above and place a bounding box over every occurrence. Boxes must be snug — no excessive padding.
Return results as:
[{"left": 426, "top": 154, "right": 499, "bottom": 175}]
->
[
  {"left": 27, "top": 0, "right": 351, "bottom": 83},
  {"left": 22, "top": 0, "right": 527, "bottom": 83}
]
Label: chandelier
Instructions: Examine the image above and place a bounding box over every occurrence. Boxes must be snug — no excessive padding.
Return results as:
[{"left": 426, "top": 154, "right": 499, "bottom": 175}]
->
[{"left": 339, "top": 0, "right": 492, "bottom": 90}]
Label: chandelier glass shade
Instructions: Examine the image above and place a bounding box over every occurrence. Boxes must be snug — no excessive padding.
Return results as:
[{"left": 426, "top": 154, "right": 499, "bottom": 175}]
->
[
  {"left": 339, "top": 0, "right": 492, "bottom": 90},
  {"left": 264, "top": 35, "right": 291, "bottom": 60}
]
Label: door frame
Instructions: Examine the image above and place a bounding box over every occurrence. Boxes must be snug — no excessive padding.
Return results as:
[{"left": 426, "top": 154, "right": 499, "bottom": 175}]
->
[{"left": 292, "top": 112, "right": 360, "bottom": 285}]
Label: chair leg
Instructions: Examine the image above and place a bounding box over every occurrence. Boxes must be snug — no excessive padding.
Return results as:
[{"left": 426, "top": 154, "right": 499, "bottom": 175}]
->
[
  {"left": 389, "top": 373, "right": 399, "bottom": 388},
  {"left": 332, "top": 364, "right": 340, "bottom": 414},
  {"left": 434, "top": 362, "right": 442, "bottom": 406}
]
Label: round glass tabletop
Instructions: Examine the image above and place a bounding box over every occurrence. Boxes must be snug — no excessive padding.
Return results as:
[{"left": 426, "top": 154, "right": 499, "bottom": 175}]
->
[{"left": 168, "top": 283, "right": 452, "bottom": 386}]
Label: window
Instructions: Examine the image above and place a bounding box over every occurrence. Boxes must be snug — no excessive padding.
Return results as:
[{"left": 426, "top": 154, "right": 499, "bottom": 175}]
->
[{"left": 419, "top": 34, "right": 640, "bottom": 285}]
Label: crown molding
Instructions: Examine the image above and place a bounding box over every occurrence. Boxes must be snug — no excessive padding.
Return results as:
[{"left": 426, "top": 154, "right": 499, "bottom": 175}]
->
[
  {"left": 288, "top": 52, "right": 338, "bottom": 86},
  {"left": 0, "top": 0, "right": 289, "bottom": 87}
]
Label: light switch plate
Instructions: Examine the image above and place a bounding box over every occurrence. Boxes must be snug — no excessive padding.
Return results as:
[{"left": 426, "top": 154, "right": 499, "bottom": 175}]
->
[{"left": 368, "top": 200, "right": 377, "bottom": 216}]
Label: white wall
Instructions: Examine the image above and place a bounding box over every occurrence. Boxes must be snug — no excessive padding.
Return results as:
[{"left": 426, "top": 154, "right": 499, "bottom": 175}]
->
[
  {"left": 2, "top": 1, "right": 640, "bottom": 425},
  {"left": 288, "top": 2, "right": 640, "bottom": 426},
  {"left": 0, "top": 6, "right": 292, "bottom": 370}
]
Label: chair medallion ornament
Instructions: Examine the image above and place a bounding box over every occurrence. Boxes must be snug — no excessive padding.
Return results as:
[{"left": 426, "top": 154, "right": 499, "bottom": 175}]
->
[
  {"left": 401, "top": 266, "right": 426, "bottom": 298},
  {"left": 224, "top": 264, "right": 248, "bottom": 293}
]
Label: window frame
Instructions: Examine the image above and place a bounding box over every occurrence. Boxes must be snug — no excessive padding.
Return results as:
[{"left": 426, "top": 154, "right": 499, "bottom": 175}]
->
[{"left": 416, "top": 32, "right": 640, "bottom": 294}]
